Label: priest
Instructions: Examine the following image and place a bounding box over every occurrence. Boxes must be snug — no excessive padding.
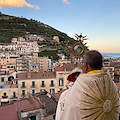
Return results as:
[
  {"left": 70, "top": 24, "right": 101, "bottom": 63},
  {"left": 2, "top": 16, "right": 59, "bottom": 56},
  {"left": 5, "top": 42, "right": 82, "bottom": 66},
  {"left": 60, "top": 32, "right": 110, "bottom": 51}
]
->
[
  {"left": 56, "top": 67, "right": 81, "bottom": 120},
  {"left": 56, "top": 50, "right": 119, "bottom": 120}
]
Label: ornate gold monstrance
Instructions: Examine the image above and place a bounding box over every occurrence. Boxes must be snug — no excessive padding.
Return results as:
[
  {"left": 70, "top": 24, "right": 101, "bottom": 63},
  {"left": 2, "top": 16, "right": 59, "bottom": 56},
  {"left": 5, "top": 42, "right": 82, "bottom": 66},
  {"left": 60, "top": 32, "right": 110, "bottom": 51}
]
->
[{"left": 69, "top": 33, "right": 88, "bottom": 65}]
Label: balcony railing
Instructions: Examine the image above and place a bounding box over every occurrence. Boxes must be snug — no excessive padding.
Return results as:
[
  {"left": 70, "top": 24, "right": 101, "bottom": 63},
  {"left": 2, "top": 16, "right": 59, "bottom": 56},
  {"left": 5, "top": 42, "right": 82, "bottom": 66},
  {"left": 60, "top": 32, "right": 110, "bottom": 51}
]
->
[
  {"left": 41, "top": 85, "right": 45, "bottom": 87},
  {"left": 21, "top": 86, "right": 26, "bottom": 88},
  {"left": 10, "top": 96, "right": 18, "bottom": 99},
  {"left": 2, "top": 96, "right": 8, "bottom": 99},
  {"left": 21, "top": 95, "right": 26, "bottom": 98},
  {"left": 31, "top": 85, "right": 35, "bottom": 88},
  {"left": 50, "top": 84, "right": 55, "bottom": 87},
  {"left": 59, "top": 84, "right": 64, "bottom": 86}
]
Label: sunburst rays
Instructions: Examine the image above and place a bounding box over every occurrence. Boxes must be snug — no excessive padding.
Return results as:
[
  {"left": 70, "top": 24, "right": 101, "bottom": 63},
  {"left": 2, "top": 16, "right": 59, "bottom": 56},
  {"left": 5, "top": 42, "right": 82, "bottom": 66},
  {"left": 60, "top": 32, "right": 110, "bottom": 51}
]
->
[
  {"left": 80, "top": 75, "right": 119, "bottom": 120},
  {"left": 68, "top": 33, "right": 88, "bottom": 61}
]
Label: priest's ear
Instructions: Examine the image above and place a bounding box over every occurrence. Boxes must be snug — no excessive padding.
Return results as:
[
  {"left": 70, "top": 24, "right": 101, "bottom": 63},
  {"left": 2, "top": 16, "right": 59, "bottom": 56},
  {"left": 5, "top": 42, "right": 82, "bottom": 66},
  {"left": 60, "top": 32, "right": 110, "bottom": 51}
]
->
[
  {"left": 82, "top": 62, "right": 88, "bottom": 73},
  {"left": 84, "top": 62, "right": 89, "bottom": 73}
]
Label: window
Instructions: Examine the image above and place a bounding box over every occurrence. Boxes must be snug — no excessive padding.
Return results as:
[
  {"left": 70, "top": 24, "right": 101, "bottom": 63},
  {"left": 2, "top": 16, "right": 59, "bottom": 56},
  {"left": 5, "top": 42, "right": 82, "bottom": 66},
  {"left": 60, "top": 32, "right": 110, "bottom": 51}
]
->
[
  {"left": 3, "top": 93, "right": 6, "bottom": 96},
  {"left": 1, "top": 77, "right": 4, "bottom": 82},
  {"left": 16, "top": 74, "right": 18, "bottom": 78},
  {"left": 13, "top": 92, "right": 16, "bottom": 98},
  {"left": 22, "top": 90, "right": 25, "bottom": 96},
  {"left": 11, "top": 66, "right": 13, "bottom": 68},
  {"left": 32, "top": 81, "right": 35, "bottom": 87},
  {"left": 29, "top": 116, "right": 36, "bottom": 120},
  {"left": 60, "top": 88, "right": 63, "bottom": 91},
  {"left": 44, "top": 74, "right": 47, "bottom": 77},
  {"left": 41, "top": 81, "right": 45, "bottom": 87},
  {"left": 2, "top": 93, "right": 7, "bottom": 99},
  {"left": 51, "top": 80, "right": 54, "bottom": 86},
  {"left": 40, "top": 89, "right": 45, "bottom": 92},
  {"left": 22, "top": 82, "right": 25, "bottom": 88},
  {"left": 32, "top": 90, "right": 35, "bottom": 94},
  {"left": 50, "top": 89, "right": 55, "bottom": 94},
  {"left": 59, "top": 79, "right": 63, "bottom": 86}
]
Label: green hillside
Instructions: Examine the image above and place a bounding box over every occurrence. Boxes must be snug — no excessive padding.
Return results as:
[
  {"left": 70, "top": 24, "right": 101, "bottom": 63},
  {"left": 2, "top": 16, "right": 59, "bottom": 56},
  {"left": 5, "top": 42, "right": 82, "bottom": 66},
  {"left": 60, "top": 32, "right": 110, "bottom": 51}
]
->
[{"left": 0, "top": 12, "right": 74, "bottom": 43}]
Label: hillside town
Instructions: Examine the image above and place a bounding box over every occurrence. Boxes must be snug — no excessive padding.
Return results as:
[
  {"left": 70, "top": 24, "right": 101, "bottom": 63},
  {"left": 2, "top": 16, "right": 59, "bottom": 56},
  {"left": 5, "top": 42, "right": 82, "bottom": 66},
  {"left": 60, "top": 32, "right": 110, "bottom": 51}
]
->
[
  {"left": 0, "top": 35, "right": 120, "bottom": 120},
  {"left": 0, "top": 33, "right": 61, "bottom": 54}
]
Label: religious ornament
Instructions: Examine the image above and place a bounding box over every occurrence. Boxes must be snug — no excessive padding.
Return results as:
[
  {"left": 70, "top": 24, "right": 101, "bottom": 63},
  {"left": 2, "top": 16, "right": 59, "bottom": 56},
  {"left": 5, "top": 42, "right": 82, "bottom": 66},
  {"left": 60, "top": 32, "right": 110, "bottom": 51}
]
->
[
  {"left": 79, "top": 75, "right": 119, "bottom": 119},
  {"left": 69, "top": 33, "right": 88, "bottom": 65},
  {"left": 60, "top": 100, "right": 65, "bottom": 111}
]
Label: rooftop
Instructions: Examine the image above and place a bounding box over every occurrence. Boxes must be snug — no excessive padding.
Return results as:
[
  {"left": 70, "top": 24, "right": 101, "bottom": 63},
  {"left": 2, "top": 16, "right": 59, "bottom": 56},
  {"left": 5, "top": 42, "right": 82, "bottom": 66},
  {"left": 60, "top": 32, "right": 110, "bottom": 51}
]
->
[
  {"left": 3, "top": 85, "right": 11, "bottom": 88},
  {"left": 53, "top": 89, "right": 66, "bottom": 101},
  {"left": 35, "top": 91, "right": 57, "bottom": 116},
  {"left": 10, "top": 84, "right": 17, "bottom": 88},
  {"left": 55, "top": 67, "right": 64, "bottom": 71},
  {"left": 0, "top": 95, "right": 43, "bottom": 120},
  {"left": 63, "top": 63, "right": 75, "bottom": 71},
  {"left": 18, "top": 72, "right": 56, "bottom": 80}
]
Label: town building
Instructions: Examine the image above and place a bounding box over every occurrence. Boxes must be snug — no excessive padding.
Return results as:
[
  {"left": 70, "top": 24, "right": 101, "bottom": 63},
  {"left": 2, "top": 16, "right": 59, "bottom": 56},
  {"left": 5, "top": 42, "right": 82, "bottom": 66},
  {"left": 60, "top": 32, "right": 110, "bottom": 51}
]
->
[
  {"left": 103, "top": 59, "right": 115, "bottom": 80},
  {"left": 17, "top": 70, "right": 66, "bottom": 98},
  {"left": 0, "top": 94, "right": 45, "bottom": 120},
  {"left": 16, "top": 56, "right": 34, "bottom": 73}
]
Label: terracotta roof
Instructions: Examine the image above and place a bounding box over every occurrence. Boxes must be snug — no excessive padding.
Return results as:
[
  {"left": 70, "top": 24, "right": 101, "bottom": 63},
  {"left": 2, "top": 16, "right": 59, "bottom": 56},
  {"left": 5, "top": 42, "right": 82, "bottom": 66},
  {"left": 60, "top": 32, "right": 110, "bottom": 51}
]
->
[
  {"left": 110, "top": 62, "right": 120, "bottom": 67},
  {"left": 63, "top": 63, "right": 75, "bottom": 71},
  {"left": 0, "top": 96, "right": 43, "bottom": 120},
  {"left": 18, "top": 72, "right": 56, "bottom": 80},
  {"left": 10, "top": 84, "right": 17, "bottom": 88},
  {"left": 55, "top": 67, "right": 64, "bottom": 71},
  {"left": 13, "top": 78, "right": 18, "bottom": 81},
  {"left": 18, "top": 96, "right": 43, "bottom": 112}
]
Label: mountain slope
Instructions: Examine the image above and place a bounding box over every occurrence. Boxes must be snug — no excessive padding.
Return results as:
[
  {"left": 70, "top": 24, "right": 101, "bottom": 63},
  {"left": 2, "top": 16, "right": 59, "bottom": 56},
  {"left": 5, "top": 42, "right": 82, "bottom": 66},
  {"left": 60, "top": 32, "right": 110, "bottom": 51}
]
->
[{"left": 0, "top": 12, "right": 74, "bottom": 43}]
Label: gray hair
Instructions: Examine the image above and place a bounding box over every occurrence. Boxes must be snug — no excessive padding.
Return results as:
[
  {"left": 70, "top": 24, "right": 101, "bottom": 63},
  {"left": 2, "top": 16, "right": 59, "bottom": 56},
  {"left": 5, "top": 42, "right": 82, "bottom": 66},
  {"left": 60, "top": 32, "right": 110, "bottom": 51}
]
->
[{"left": 83, "top": 50, "right": 103, "bottom": 69}]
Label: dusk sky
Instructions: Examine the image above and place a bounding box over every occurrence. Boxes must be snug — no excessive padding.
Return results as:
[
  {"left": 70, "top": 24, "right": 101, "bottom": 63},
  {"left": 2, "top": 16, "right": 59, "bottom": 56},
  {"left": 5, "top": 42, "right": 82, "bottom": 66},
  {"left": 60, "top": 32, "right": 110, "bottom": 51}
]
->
[{"left": 0, "top": 0, "right": 120, "bottom": 53}]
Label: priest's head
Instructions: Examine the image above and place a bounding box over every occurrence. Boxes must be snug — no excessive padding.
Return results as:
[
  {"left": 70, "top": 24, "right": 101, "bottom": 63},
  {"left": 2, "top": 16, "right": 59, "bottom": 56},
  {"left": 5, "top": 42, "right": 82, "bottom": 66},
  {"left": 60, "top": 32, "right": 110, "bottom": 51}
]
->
[{"left": 81, "top": 50, "right": 103, "bottom": 73}]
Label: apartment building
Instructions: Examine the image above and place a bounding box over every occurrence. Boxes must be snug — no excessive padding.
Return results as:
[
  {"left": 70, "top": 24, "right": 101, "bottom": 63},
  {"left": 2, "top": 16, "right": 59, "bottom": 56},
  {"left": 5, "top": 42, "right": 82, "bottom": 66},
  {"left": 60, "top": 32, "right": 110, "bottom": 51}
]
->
[
  {"left": 16, "top": 56, "right": 34, "bottom": 73},
  {"left": 39, "top": 57, "right": 52, "bottom": 72},
  {"left": 0, "top": 74, "right": 9, "bottom": 86},
  {"left": 0, "top": 84, "right": 18, "bottom": 105},
  {"left": 103, "top": 59, "right": 115, "bottom": 80},
  {"left": 0, "top": 53, "right": 17, "bottom": 67},
  {"left": 0, "top": 65, "right": 72, "bottom": 105},
  {"left": 0, "top": 64, "right": 16, "bottom": 79},
  {"left": 33, "top": 55, "right": 52, "bottom": 72},
  {"left": 17, "top": 71, "right": 66, "bottom": 98},
  {"left": 0, "top": 94, "right": 45, "bottom": 120}
]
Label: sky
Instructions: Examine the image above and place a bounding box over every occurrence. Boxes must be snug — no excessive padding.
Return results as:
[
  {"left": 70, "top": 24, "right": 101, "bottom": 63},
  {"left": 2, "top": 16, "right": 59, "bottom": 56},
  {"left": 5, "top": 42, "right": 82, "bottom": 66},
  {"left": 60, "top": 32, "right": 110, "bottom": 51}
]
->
[{"left": 0, "top": 0, "right": 120, "bottom": 53}]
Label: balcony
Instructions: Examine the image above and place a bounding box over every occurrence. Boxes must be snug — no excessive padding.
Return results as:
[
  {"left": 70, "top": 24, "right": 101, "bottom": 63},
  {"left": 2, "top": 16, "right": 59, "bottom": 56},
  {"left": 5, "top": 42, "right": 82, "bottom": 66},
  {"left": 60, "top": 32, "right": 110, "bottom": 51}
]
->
[
  {"left": 21, "top": 95, "right": 26, "bottom": 98},
  {"left": 50, "top": 84, "right": 55, "bottom": 87},
  {"left": 10, "top": 96, "right": 18, "bottom": 100},
  {"left": 31, "top": 85, "right": 35, "bottom": 88},
  {"left": 2, "top": 96, "right": 8, "bottom": 99},
  {"left": 1, "top": 98, "right": 9, "bottom": 103},
  {"left": 41, "top": 85, "right": 45, "bottom": 87},
  {"left": 21, "top": 86, "right": 26, "bottom": 88}
]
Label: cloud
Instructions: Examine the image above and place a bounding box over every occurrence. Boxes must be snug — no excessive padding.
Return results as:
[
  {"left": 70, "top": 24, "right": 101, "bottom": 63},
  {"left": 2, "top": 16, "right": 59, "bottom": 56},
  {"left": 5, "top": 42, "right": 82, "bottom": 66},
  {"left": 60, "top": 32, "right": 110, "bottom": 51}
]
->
[
  {"left": 0, "top": 0, "right": 40, "bottom": 10},
  {"left": 62, "top": 0, "right": 70, "bottom": 4}
]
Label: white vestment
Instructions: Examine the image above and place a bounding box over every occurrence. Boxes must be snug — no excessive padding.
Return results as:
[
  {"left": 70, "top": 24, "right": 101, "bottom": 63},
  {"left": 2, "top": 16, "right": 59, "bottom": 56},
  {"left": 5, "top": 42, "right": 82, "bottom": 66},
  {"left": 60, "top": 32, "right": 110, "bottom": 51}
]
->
[{"left": 56, "top": 71, "right": 119, "bottom": 120}]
